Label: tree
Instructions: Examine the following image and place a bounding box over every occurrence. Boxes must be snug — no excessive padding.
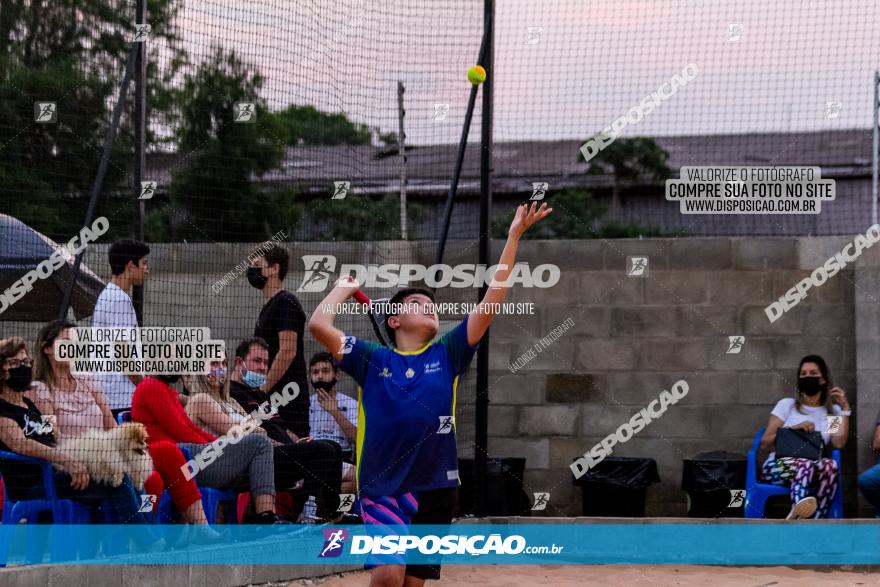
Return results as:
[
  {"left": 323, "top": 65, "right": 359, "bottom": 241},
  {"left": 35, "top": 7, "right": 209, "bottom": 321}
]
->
[
  {"left": 153, "top": 48, "right": 288, "bottom": 241},
  {"left": 302, "top": 194, "right": 426, "bottom": 241},
  {"left": 491, "top": 190, "right": 663, "bottom": 239},
  {"left": 0, "top": 0, "right": 184, "bottom": 240},
  {"left": 269, "top": 105, "right": 372, "bottom": 146},
  {"left": 579, "top": 137, "right": 670, "bottom": 211}
]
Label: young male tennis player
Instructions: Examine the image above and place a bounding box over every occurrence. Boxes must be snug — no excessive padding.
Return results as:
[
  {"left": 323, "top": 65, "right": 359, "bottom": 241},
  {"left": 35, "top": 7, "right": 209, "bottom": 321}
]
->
[{"left": 309, "top": 202, "right": 551, "bottom": 586}]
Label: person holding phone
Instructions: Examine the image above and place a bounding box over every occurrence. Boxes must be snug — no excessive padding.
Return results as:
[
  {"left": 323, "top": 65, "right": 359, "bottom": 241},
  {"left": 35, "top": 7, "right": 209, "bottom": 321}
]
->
[{"left": 758, "top": 354, "right": 850, "bottom": 519}]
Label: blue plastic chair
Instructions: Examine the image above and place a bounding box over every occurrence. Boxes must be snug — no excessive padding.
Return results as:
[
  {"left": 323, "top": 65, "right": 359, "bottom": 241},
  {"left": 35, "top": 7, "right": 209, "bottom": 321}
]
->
[
  {"left": 744, "top": 427, "right": 844, "bottom": 518},
  {"left": 175, "top": 446, "right": 238, "bottom": 525},
  {"left": 0, "top": 450, "right": 97, "bottom": 564}
]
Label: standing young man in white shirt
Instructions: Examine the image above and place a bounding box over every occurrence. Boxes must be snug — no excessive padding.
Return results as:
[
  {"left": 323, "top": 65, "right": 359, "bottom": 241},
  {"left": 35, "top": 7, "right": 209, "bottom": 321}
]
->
[{"left": 92, "top": 239, "right": 149, "bottom": 418}]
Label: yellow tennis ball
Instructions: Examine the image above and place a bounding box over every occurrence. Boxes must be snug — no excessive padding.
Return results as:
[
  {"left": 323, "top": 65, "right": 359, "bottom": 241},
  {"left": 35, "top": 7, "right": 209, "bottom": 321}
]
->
[{"left": 467, "top": 65, "right": 486, "bottom": 85}]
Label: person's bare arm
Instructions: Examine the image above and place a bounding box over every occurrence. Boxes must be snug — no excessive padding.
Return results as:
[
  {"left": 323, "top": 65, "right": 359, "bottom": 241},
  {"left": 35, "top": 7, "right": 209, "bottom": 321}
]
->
[
  {"left": 92, "top": 388, "right": 117, "bottom": 431},
  {"left": 309, "top": 277, "right": 359, "bottom": 361},
  {"left": 466, "top": 202, "right": 552, "bottom": 347},
  {"left": 0, "top": 418, "right": 89, "bottom": 489},
  {"left": 759, "top": 415, "right": 785, "bottom": 451},
  {"left": 188, "top": 394, "right": 238, "bottom": 436},
  {"left": 872, "top": 423, "right": 880, "bottom": 451},
  {"left": 317, "top": 390, "right": 357, "bottom": 443},
  {"left": 265, "top": 331, "right": 296, "bottom": 390}
]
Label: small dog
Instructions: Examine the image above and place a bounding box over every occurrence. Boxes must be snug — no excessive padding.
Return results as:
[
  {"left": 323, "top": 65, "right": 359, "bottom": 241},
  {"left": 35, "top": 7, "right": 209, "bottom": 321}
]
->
[{"left": 57, "top": 422, "right": 152, "bottom": 490}]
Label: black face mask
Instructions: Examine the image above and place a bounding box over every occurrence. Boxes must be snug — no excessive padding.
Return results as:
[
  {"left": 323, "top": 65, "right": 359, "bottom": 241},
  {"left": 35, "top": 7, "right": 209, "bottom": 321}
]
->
[
  {"left": 247, "top": 267, "right": 268, "bottom": 290},
  {"left": 312, "top": 378, "right": 336, "bottom": 392},
  {"left": 5, "top": 365, "right": 32, "bottom": 392},
  {"left": 798, "top": 376, "right": 824, "bottom": 397}
]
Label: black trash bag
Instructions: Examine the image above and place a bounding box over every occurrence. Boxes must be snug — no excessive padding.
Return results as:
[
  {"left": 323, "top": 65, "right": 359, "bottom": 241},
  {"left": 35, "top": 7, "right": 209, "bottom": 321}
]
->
[
  {"left": 573, "top": 457, "right": 660, "bottom": 517},
  {"left": 681, "top": 451, "right": 747, "bottom": 518},
  {"left": 458, "top": 458, "right": 531, "bottom": 517}
]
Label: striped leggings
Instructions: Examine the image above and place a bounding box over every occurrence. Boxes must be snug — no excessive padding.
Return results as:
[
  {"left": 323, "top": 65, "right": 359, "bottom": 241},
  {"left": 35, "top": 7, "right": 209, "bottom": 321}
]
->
[{"left": 763, "top": 457, "right": 838, "bottom": 518}]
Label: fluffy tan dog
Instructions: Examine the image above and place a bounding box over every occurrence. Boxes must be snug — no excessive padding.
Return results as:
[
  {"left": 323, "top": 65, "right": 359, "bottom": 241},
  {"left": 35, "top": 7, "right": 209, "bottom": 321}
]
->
[{"left": 56, "top": 422, "right": 152, "bottom": 490}]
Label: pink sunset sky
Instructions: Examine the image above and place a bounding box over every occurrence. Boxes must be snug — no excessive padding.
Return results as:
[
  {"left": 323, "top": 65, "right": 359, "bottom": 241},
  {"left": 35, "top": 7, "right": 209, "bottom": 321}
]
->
[{"left": 166, "top": 0, "right": 878, "bottom": 145}]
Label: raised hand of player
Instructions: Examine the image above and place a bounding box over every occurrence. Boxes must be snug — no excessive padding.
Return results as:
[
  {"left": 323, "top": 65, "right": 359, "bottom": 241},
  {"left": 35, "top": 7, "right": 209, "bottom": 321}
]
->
[{"left": 509, "top": 201, "right": 552, "bottom": 239}]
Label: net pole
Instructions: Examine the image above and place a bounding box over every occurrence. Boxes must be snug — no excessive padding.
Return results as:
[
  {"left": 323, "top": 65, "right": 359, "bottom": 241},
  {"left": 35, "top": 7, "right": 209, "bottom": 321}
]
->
[
  {"left": 132, "top": 0, "right": 148, "bottom": 325},
  {"left": 57, "top": 41, "right": 140, "bottom": 320},
  {"left": 474, "top": 0, "right": 494, "bottom": 518},
  {"left": 398, "top": 81, "right": 408, "bottom": 240},
  {"left": 873, "top": 70, "right": 878, "bottom": 226}
]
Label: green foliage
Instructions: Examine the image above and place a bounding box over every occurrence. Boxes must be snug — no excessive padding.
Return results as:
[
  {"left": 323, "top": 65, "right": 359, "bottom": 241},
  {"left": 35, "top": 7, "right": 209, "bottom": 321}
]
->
[
  {"left": 301, "top": 194, "right": 427, "bottom": 241},
  {"left": 492, "top": 190, "right": 604, "bottom": 239},
  {"left": 580, "top": 137, "right": 671, "bottom": 182},
  {"left": 156, "top": 48, "right": 288, "bottom": 241},
  {"left": 491, "top": 190, "right": 663, "bottom": 239},
  {"left": 269, "top": 105, "right": 372, "bottom": 146},
  {"left": 0, "top": 0, "right": 184, "bottom": 241}
]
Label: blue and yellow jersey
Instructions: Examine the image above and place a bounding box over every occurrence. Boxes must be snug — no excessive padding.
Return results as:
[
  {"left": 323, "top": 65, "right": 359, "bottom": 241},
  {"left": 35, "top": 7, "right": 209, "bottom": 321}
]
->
[{"left": 339, "top": 316, "right": 479, "bottom": 497}]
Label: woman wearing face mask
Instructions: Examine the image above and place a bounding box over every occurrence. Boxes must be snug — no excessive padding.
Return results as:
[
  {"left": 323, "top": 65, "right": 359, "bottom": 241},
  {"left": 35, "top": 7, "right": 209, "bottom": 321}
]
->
[
  {"left": 0, "top": 337, "right": 158, "bottom": 539},
  {"left": 184, "top": 359, "right": 270, "bottom": 441},
  {"left": 759, "top": 354, "right": 850, "bottom": 519},
  {"left": 28, "top": 319, "right": 216, "bottom": 529},
  {"left": 186, "top": 359, "right": 341, "bottom": 521}
]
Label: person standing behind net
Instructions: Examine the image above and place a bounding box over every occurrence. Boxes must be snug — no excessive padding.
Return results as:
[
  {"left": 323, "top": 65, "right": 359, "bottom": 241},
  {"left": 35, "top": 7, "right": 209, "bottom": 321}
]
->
[
  {"left": 92, "top": 239, "right": 149, "bottom": 420},
  {"left": 309, "top": 202, "right": 551, "bottom": 587},
  {"left": 247, "top": 246, "right": 311, "bottom": 439}
]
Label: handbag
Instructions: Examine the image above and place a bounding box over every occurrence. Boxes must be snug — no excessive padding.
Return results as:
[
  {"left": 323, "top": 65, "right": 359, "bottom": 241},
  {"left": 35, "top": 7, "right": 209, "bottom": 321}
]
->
[{"left": 775, "top": 427, "right": 824, "bottom": 460}]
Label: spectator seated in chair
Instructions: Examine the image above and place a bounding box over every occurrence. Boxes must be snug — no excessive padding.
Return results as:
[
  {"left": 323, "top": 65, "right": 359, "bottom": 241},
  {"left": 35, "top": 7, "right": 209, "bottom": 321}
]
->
[
  {"left": 131, "top": 370, "right": 288, "bottom": 524},
  {"left": 758, "top": 354, "right": 850, "bottom": 519},
  {"left": 229, "top": 338, "right": 343, "bottom": 522}
]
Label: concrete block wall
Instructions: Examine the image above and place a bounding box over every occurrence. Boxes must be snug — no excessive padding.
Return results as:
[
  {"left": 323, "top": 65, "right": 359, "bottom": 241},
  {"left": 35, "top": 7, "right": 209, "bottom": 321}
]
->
[
  {"left": 485, "top": 237, "right": 859, "bottom": 516},
  {"left": 3, "top": 236, "right": 871, "bottom": 517}
]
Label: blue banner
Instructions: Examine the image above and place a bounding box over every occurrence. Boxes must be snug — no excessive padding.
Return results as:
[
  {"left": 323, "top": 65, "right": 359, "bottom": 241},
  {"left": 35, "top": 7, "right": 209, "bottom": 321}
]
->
[{"left": 2, "top": 523, "right": 879, "bottom": 565}]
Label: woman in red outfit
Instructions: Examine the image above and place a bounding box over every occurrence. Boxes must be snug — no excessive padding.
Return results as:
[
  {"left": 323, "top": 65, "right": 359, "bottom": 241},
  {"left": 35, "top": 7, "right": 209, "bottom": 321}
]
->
[
  {"left": 29, "top": 320, "right": 211, "bottom": 525},
  {"left": 132, "top": 373, "right": 286, "bottom": 524}
]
